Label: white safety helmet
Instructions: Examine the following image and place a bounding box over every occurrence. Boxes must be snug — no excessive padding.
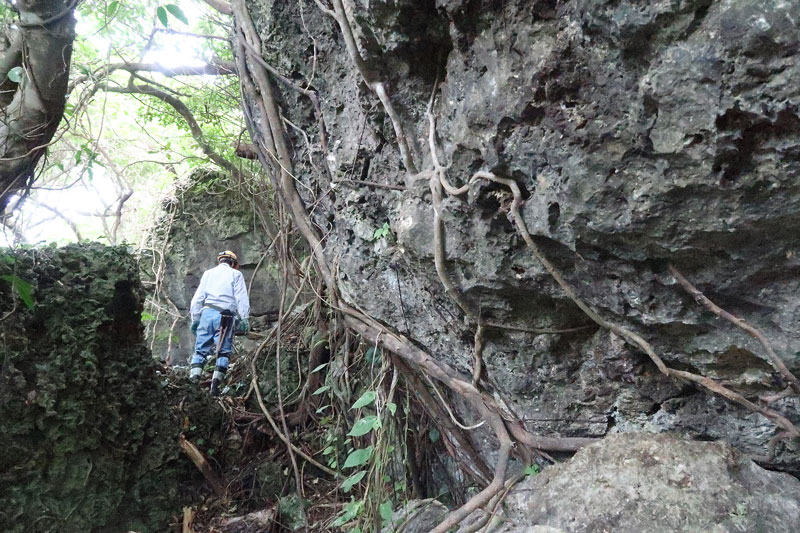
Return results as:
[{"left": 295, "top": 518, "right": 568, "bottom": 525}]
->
[{"left": 217, "top": 250, "right": 239, "bottom": 266}]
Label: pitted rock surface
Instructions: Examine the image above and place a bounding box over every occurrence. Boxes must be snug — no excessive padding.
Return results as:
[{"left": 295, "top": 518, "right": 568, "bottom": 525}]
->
[
  {"left": 501, "top": 433, "right": 800, "bottom": 532},
  {"left": 243, "top": 0, "right": 800, "bottom": 471}
]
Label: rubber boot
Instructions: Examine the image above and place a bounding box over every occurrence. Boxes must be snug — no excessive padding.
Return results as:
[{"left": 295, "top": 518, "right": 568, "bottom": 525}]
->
[
  {"left": 209, "top": 362, "right": 227, "bottom": 397},
  {"left": 189, "top": 364, "right": 203, "bottom": 382},
  {"left": 210, "top": 378, "right": 221, "bottom": 397}
]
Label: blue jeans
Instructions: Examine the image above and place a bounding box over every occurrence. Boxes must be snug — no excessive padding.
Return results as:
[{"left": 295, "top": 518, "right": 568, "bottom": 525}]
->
[{"left": 191, "top": 308, "right": 234, "bottom": 372}]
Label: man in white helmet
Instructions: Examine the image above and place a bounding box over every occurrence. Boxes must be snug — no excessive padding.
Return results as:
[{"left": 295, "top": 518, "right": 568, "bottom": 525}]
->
[{"left": 188, "top": 250, "right": 250, "bottom": 396}]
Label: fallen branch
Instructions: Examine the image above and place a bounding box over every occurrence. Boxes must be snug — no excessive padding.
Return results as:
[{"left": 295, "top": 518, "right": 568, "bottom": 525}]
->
[
  {"left": 178, "top": 434, "right": 228, "bottom": 499},
  {"left": 668, "top": 263, "right": 800, "bottom": 392}
]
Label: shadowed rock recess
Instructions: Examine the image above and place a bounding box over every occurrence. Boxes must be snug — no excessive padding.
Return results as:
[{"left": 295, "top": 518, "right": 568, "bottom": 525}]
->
[
  {"left": 247, "top": 0, "right": 800, "bottom": 470},
  {"left": 0, "top": 244, "right": 221, "bottom": 532}
]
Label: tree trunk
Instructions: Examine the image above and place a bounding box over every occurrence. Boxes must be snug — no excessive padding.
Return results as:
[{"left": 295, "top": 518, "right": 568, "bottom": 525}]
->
[{"left": 0, "top": 1, "right": 77, "bottom": 212}]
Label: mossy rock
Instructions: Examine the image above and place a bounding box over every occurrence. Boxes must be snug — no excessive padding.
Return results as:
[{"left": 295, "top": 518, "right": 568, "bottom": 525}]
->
[{"left": 0, "top": 244, "right": 223, "bottom": 532}]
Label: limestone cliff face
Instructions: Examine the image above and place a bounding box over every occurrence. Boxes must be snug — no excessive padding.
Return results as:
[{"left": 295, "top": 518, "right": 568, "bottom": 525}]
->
[
  {"left": 246, "top": 0, "right": 800, "bottom": 471},
  {"left": 143, "top": 169, "right": 281, "bottom": 364}
]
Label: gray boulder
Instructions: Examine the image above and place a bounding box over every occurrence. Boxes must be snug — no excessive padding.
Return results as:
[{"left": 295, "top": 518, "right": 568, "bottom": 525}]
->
[{"left": 503, "top": 433, "right": 800, "bottom": 532}]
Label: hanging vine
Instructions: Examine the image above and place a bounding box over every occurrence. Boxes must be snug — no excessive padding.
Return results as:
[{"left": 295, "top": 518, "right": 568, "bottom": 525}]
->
[{"left": 221, "top": 0, "right": 800, "bottom": 529}]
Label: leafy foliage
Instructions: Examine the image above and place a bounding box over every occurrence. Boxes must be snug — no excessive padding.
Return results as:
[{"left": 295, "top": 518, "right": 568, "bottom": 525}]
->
[
  {"left": 0, "top": 274, "right": 33, "bottom": 309},
  {"left": 5, "top": 1, "right": 253, "bottom": 246}
]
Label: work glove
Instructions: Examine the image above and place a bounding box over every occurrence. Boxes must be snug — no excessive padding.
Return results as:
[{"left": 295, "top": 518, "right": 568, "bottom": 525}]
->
[
  {"left": 237, "top": 317, "right": 249, "bottom": 334},
  {"left": 190, "top": 320, "right": 199, "bottom": 335}
]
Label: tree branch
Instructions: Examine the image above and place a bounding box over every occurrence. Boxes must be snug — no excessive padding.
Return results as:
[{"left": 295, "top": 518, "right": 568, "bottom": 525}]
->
[
  {"left": 112, "top": 60, "right": 236, "bottom": 77},
  {"left": 69, "top": 59, "right": 236, "bottom": 93},
  {"left": 154, "top": 28, "right": 230, "bottom": 42},
  {"left": 0, "top": 0, "right": 77, "bottom": 211},
  {"left": 202, "top": 0, "right": 233, "bottom": 15},
  {"left": 105, "top": 83, "right": 242, "bottom": 179},
  {"left": 28, "top": 199, "right": 82, "bottom": 240}
]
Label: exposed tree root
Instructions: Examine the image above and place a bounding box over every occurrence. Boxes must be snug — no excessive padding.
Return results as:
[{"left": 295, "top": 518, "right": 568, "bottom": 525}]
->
[
  {"left": 230, "top": 5, "right": 606, "bottom": 530},
  {"left": 472, "top": 323, "right": 486, "bottom": 386},
  {"left": 314, "top": 0, "right": 418, "bottom": 173},
  {"left": 430, "top": 410, "right": 512, "bottom": 533},
  {"left": 668, "top": 264, "right": 800, "bottom": 392},
  {"left": 470, "top": 171, "right": 800, "bottom": 439},
  {"left": 395, "top": 357, "right": 493, "bottom": 485},
  {"left": 238, "top": 38, "right": 329, "bottom": 158},
  {"left": 460, "top": 473, "right": 524, "bottom": 533}
]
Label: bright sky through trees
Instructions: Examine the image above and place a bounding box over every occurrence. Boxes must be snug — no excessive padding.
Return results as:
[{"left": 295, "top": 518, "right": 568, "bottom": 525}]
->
[{"left": 1, "top": 1, "right": 243, "bottom": 248}]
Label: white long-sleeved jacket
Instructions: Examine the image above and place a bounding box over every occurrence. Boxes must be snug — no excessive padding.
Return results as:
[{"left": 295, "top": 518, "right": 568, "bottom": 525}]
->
[{"left": 189, "top": 263, "right": 250, "bottom": 322}]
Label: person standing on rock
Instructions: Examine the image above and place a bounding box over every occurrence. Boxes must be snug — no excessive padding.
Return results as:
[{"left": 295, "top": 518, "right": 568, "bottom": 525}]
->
[{"left": 189, "top": 250, "right": 250, "bottom": 396}]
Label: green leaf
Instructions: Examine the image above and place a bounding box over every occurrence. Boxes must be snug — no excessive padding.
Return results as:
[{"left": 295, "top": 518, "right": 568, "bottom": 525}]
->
[
  {"left": 165, "top": 4, "right": 189, "bottom": 24},
  {"left": 343, "top": 446, "right": 372, "bottom": 468},
  {"left": 351, "top": 391, "right": 376, "bottom": 410},
  {"left": 347, "top": 415, "right": 379, "bottom": 437},
  {"left": 523, "top": 464, "right": 540, "bottom": 476},
  {"left": 8, "top": 66, "right": 23, "bottom": 83},
  {"left": 386, "top": 402, "right": 397, "bottom": 416},
  {"left": 2, "top": 255, "right": 15, "bottom": 264},
  {"left": 311, "top": 362, "right": 329, "bottom": 373},
  {"left": 340, "top": 470, "right": 366, "bottom": 492},
  {"left": 156, "top": 6, "right": 169, "bottom": 27},
  {"left": 331, "top": 500, "right": 363, "bottom": 527},
  {"left": 429, "top": 428, "right": 440, "bottom": 443},
  {"left": 107, "top": 1, "right": 120, "bottom": 17},
  {"left": 365, "top": 346, "right": 381, "bottom": 365},
  {"left": 1, "top": 275, "right": 33, "bottom": 309},
  {"left": 141, "top": 311, "right": 156, "bottom": 321},
  {"left": 312, "top": 385, "right": 330, "bottom": 396},
  {"left": 379, "top": 500, "right": 393, "bottom": 522}
]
